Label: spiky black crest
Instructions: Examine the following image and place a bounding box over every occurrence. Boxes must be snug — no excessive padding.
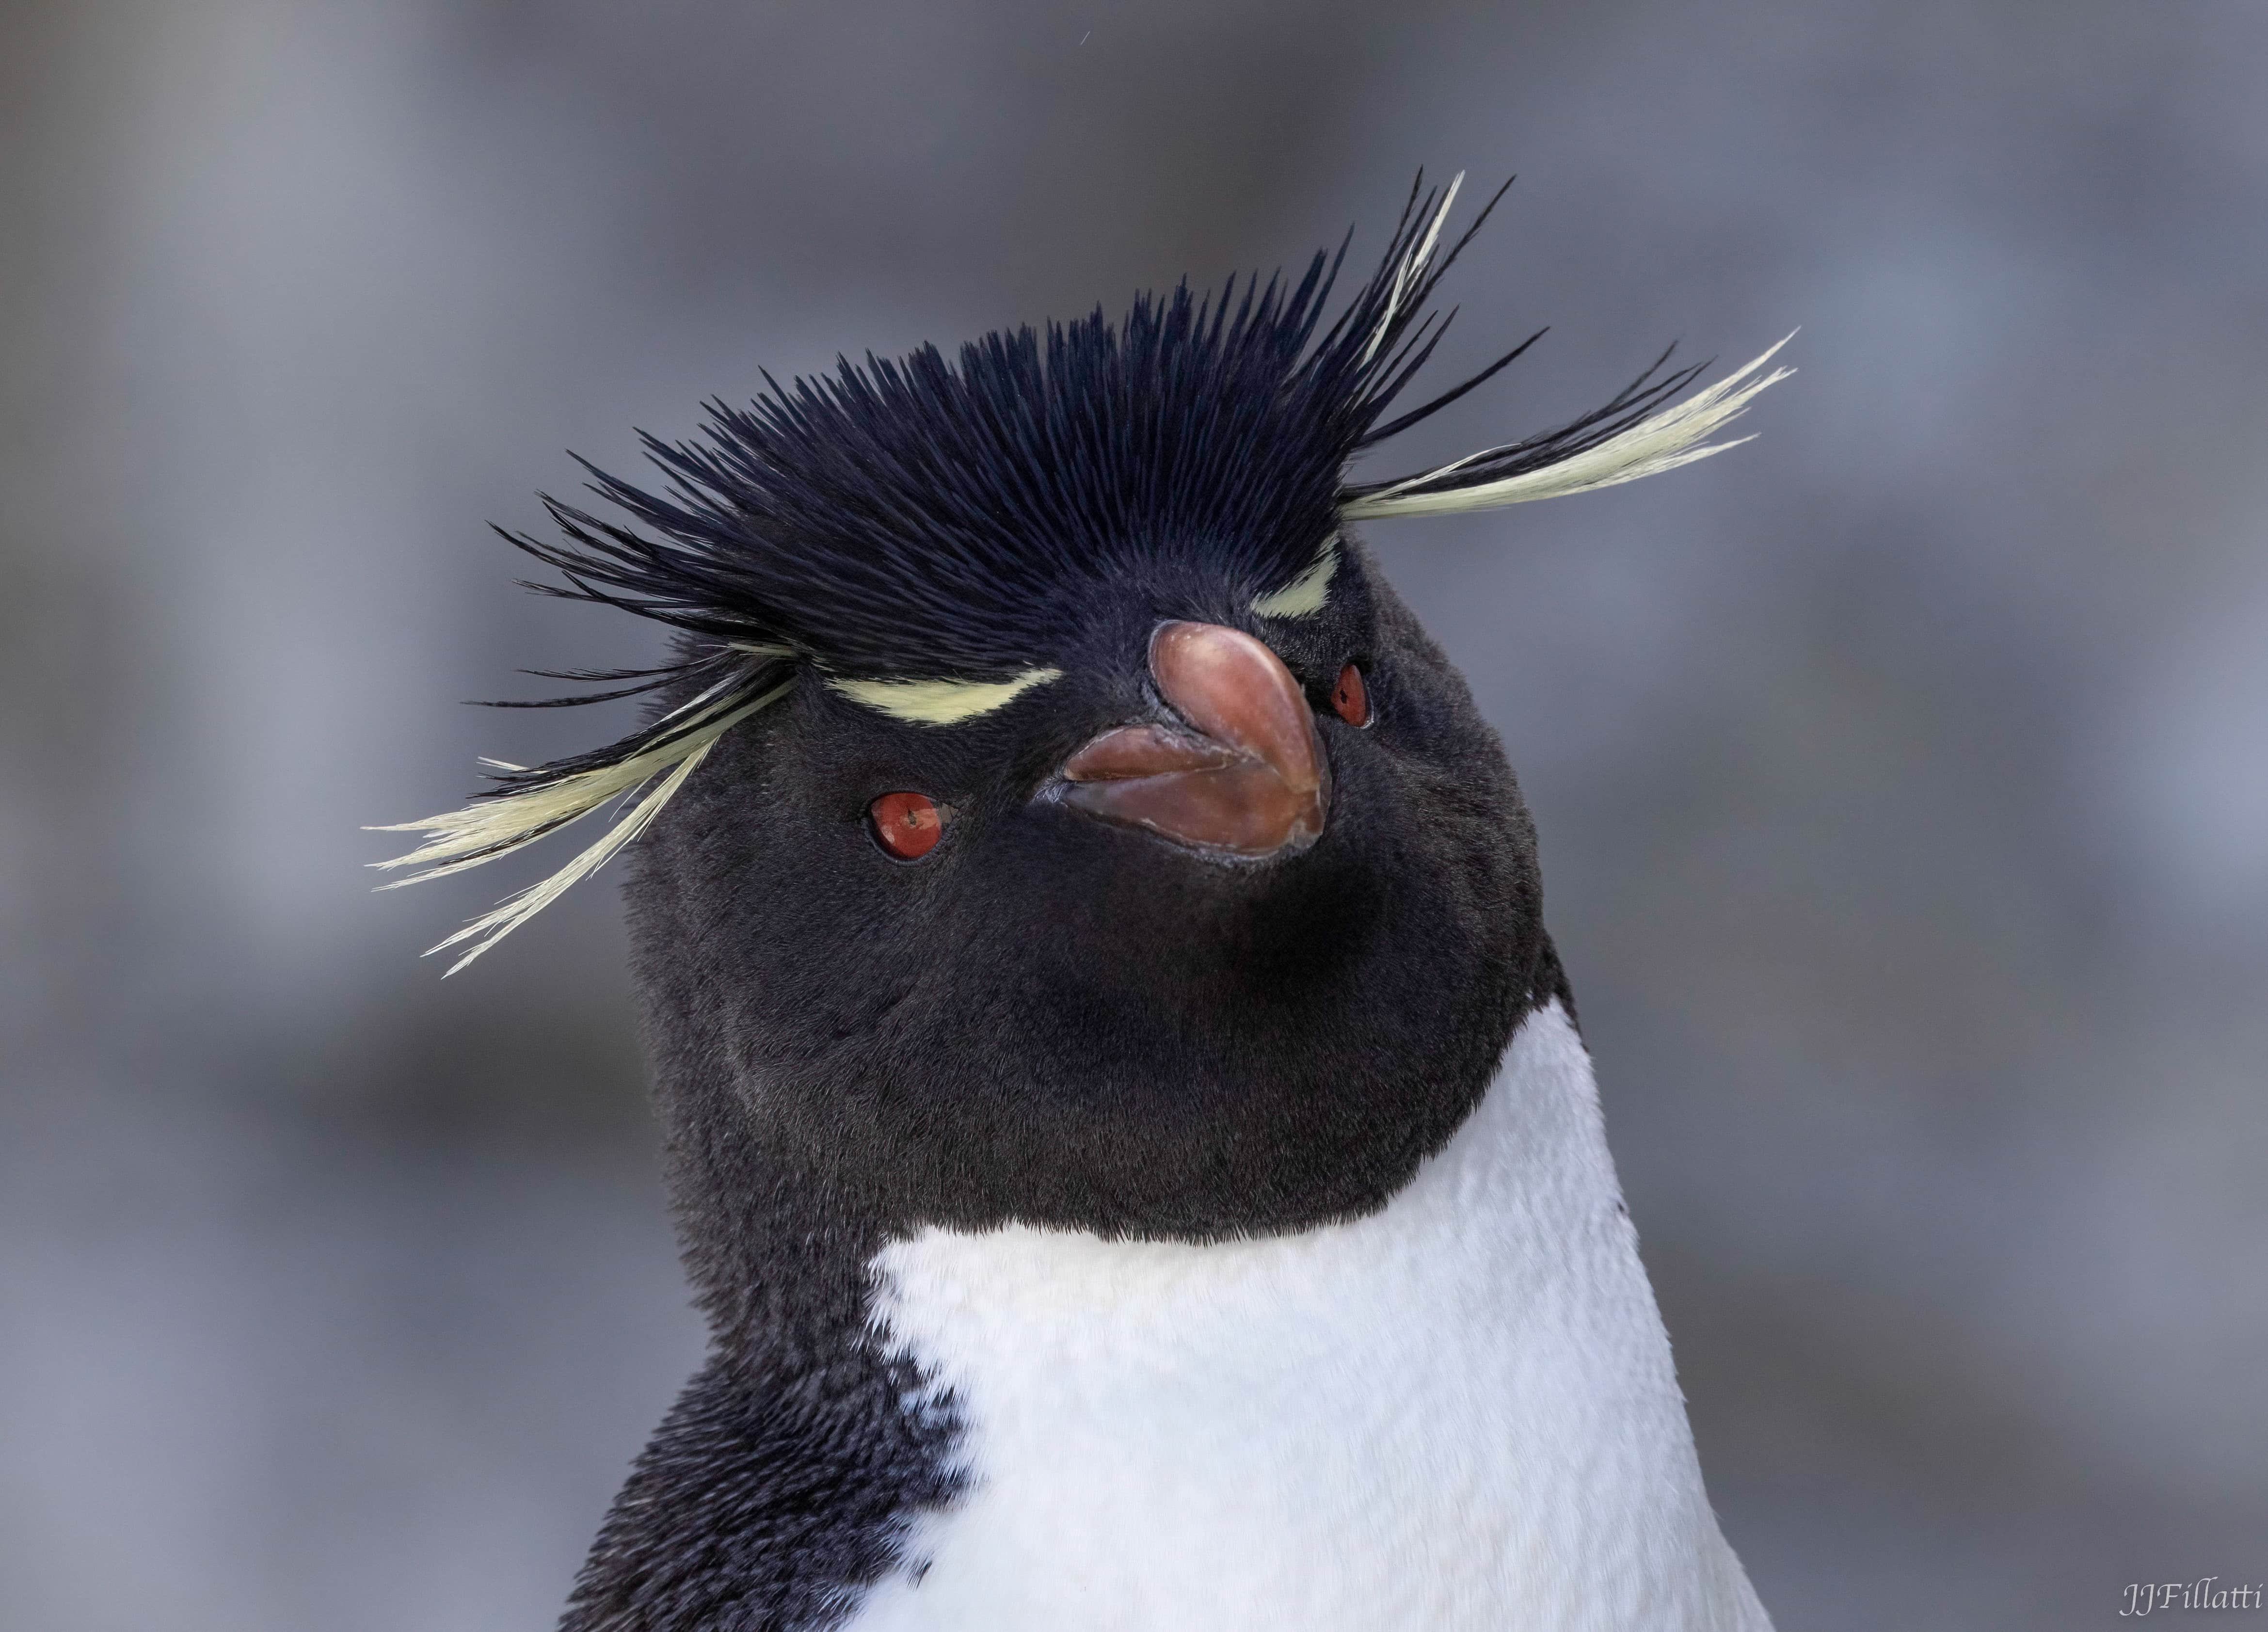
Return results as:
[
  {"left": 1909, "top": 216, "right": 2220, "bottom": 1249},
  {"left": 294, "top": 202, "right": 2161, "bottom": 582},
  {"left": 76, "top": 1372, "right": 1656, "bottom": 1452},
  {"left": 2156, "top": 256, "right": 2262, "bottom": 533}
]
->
[
  {"left": 374, "top": 174, "right": 1791, "bottom": 969},
  {"left": 518, "top": 175, "right": 1520, "bottom": 684}
]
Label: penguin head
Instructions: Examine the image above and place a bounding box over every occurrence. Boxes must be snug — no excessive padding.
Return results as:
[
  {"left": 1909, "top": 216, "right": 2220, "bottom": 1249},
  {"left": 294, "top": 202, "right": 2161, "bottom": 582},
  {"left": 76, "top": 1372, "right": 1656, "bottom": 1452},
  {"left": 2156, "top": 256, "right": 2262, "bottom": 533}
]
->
[
  {"left": 628, "top": 527, "right": 1536, "bottom": 1243},
  {"left": 374, "top": 176, "right": 1788, "bottom": 1249}
]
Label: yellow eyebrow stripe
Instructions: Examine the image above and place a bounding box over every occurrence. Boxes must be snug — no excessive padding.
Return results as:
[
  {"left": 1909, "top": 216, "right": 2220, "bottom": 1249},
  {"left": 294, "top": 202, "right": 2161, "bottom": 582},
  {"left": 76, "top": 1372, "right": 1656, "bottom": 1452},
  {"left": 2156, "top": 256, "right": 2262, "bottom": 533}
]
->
[
  {"left": 1251, "top": 537, "right": 1338, "bottom": 619},
  {"left": 826, "top": 666, "right": 1064, "bottom": 725}
]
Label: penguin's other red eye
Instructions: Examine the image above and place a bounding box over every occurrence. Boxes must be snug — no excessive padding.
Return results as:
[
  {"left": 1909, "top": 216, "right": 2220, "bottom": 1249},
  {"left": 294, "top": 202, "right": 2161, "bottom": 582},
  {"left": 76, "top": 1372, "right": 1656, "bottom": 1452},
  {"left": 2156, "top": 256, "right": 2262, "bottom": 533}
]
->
[
  {"left": 868, "top": 791, "right": 944, "bottom": 860},
  {"left": 1331, "top": 662, "right": 1371, "bottom": 728}
]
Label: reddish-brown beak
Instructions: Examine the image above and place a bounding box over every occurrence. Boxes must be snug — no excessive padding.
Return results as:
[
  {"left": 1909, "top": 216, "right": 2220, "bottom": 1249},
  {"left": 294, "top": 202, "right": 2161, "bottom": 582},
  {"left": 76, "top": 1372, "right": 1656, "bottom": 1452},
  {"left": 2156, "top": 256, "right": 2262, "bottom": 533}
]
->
[{"left": 1053, "top": 622, "right": 1328, "bottom": 859}]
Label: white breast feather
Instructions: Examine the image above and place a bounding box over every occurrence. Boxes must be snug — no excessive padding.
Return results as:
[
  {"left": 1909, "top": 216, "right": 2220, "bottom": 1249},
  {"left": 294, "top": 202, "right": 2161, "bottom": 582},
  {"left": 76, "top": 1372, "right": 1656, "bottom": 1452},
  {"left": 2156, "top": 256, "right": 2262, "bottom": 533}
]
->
[{"left": 848, "top": 1002, "right": 1774, "bottom": 1632}]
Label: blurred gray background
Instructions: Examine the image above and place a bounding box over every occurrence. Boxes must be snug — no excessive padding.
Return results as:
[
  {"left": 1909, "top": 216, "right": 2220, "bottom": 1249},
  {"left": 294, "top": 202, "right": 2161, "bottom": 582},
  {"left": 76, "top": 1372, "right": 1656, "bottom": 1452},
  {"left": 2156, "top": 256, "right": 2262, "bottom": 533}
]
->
[{"left": 5, "top": 2, "right": 2263, "bottom": 1628}]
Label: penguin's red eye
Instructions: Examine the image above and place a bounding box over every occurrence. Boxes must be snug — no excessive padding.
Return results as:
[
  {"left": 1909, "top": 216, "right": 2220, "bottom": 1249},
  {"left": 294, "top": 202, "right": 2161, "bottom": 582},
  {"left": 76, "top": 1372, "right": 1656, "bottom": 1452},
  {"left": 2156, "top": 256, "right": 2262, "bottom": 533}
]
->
[
  {"left": 868, "top": 791, "right": 944, "bottom": 860},
  {"left": 1331, "top": 662, "right": 1371, "bottom": 728}
]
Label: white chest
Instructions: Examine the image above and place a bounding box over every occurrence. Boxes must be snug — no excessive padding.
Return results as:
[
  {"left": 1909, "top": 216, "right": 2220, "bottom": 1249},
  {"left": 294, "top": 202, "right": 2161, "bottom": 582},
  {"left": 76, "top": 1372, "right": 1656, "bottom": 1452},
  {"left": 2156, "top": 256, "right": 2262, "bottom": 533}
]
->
[{"left": 847, "top": 1004, "right": 1772, "bottom": 1632}]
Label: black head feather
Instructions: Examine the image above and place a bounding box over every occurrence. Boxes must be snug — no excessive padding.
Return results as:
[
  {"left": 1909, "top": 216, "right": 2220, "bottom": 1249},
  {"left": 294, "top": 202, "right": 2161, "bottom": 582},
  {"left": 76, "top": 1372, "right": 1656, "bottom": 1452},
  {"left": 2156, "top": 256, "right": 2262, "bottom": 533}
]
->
[
  {"left": 509, "top": 177, "right": 1518, "bottom": 687},
  {"left": 379, "top": 174, "right": 1784, "bottom": 970}
]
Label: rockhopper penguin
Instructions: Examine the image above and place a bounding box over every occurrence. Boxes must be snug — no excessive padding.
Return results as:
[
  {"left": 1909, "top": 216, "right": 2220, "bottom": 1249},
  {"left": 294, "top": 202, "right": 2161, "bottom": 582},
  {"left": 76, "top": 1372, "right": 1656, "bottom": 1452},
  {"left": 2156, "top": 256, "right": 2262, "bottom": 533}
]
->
[{"left": 376, "top": 176, "right": 1789, "bottom": 1631}]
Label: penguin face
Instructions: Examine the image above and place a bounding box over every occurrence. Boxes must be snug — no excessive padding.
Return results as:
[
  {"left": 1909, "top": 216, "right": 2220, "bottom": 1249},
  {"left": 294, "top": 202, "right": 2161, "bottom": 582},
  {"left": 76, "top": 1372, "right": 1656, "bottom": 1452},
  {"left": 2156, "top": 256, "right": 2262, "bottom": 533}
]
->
[
  {"left": 376, "top": 180, "right": 1782, "bottom": 1252},
  {"left": 626, "top": 539, "right": 1540, "bottom": 1242}
]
